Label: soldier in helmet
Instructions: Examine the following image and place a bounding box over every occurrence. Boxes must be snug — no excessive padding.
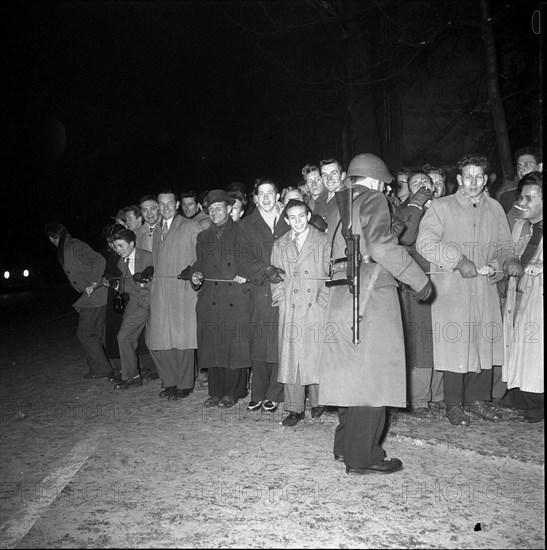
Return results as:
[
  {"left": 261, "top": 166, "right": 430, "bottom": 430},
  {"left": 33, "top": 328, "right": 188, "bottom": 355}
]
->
[{"left": 318, "top": 153, "right": 433, "bottom": 475}]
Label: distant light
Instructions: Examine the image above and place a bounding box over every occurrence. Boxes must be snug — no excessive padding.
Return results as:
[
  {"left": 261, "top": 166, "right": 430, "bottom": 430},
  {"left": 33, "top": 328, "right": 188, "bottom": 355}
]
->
[
  {"left": 23, "top": 270, "right": 29, "bottom": 277},
  {"left": 3, "top": 271, "right": 9, "bottom": 279}
]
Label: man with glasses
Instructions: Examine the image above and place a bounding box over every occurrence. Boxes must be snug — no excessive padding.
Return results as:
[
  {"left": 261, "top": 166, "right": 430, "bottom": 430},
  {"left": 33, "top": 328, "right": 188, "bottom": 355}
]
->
[
  {"left": 417, "top": 154, "right": 521, "bottom": 427},
  {"left": 314, "top": 158, "right": 346, "bottom": 231}
]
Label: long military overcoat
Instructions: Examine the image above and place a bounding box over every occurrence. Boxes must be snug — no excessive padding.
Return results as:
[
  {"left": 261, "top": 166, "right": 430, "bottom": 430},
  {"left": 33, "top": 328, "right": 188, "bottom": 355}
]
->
[{"left": 318, "top": 187, "right": 429, "bottom": 408}]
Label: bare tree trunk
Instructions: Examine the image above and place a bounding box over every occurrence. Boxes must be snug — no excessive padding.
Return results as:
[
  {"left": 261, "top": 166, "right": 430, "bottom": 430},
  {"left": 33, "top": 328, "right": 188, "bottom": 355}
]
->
[{"left": 479, "top": 0, "right": 514, "bottom": 180}]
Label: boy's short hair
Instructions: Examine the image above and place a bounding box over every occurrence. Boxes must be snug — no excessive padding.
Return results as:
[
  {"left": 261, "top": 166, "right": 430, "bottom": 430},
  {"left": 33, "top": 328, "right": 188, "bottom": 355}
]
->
[
  {"left": 284, "top": 199, "right": 311, "bottom": 216},
  {"left": 456, "top": 154, "right": 489, "bottom": 173},
  {"left": 108, "top": 228, "right": 136, "bottom": 245}
]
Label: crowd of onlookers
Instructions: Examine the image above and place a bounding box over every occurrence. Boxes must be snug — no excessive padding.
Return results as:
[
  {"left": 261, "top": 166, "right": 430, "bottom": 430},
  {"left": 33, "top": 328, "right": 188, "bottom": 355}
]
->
[{"left": 45, "top": 145, "right": 543, "bottom": 437}]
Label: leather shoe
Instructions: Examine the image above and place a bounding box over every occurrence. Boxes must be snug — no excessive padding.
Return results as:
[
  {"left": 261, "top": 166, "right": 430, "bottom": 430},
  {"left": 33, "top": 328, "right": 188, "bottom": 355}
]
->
[
  {"left": 409, "top": 406, "right": 434, "bottom": 419},
  {"left": 218, "top": 396, "right": 238, "bottom": 409},
  {"left": 311, "top": 406, "right": 326, "bottom": 419},
  {"left": 262, "top": 400, "right": 278, "bottom": 412},
  {"left": 334, "top": 454, "right": 345, "bottom": 462},
  {"left": 204, "top": 396, "right": 221, "bottom": 408},
  {"left": 446, "top": 405, "right": 471, "bottom": 426},
  {"left": 141, "top": 369, "right": 159, "bottom": 381},
  {"left": 463, "top": 401, "right": 502, "bottom": 422},
  {"left": 114, "top": 375, "right": 143, "bottom": 389},
  {"left": 108, "top": 372, "right": 122, "bottom": 383},
  {"left": 168, "top": 388, "right": 193, "bottom": 401},
  {"left": 282, "top": 411, "right": 305, "bottom": 427},
  {"left": 509, "top": 409, "right": 543, "bottom": 424},
  {"left": 346, "top": 457, "right": 404, "bottom": 475},
  {"left": 83, "top": 373, "right": 112, "bottom": 379},
  {"left": 247, "top": 400, "right": 263, "bottom": 412},
  {"left": 159, "top": 385, "right": 177, "bottom": 398}
]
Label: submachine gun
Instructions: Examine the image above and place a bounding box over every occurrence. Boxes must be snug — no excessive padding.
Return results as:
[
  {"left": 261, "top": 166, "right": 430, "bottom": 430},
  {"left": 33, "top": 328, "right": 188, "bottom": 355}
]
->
[{"left": 325, "top": 186, "right": 362, "bottom": 345}]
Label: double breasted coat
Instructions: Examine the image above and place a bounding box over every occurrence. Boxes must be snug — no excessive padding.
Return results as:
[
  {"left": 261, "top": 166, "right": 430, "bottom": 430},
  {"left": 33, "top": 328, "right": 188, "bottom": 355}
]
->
[
  {"left": 191, "top": 218, "right": 253, "bottom": 369},
  {"left": 318, "top": 186, "right": 429, "bottom": 408},
  {"left": 146, "top": 215, "right": 199, "bottom": 351},
  {"left": 238, "top": 207, "right": 290, "bottom": 363},
  {"left": 271, "top": 226, "right": 330, "bottom": 385},
  {"left": 416, "top": 189, "right": 515, "bottom": 373}
]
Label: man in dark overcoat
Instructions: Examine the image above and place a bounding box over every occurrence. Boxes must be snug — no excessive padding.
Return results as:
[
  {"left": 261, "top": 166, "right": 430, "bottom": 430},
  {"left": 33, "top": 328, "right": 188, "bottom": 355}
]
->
[
  {"left": 318, "top": 154, "right": 432, "bottom": 475},
  {"left": 182, "top": 190, "right": 255, "bottom": 408},
  {"left": 237, "top": 178, "right": 290, "bottom": 413}
]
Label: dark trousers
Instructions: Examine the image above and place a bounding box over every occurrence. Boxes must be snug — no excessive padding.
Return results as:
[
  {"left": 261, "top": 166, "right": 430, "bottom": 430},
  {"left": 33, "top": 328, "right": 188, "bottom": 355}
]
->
[
  {"left": 149, "top": 348, "right": 195, "bottom": 389},
  {"left": 117, "top": 301, "right": 149, "bottom": 380},
  {"left": 76, "top": 306, "right": 112, "bottom": 375},
  {"left": 506, "top": 388, "right": 544, "bottom": 411},
  {"left": 334, "top": 406, "right": 386, "bottom": 469},
  {"left": 208, "top": 367, "right": 248, "bottom": 399},
  {"left": 443, "top": 370, "right": 492, "bottom": 406},
  {"left": 251, "top": 360, "right": 284, "bottom": 402}
]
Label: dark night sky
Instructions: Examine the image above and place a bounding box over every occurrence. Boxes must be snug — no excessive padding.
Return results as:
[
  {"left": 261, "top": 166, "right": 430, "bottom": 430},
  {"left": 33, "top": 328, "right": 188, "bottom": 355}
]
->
[{"left": 2, "top": 0, "right": 541, "bottom": 262}]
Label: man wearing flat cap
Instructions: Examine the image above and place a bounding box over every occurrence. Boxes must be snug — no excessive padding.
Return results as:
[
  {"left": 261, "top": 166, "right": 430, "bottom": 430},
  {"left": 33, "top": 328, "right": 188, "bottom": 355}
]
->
[{"left": 180, "top": 189, "right": 255, "bottom": 409}]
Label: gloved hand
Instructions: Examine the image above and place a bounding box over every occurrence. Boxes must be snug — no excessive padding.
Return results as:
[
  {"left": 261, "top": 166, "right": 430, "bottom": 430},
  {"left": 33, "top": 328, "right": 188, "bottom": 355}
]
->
[
  {"left": 309, "top": 214, "right": 328, "bottom": 232},
  {"left": 132, "top": 265, "right": 154, "bottom": 283},
  {"left": 454, "top": 255, "right": 478, "bottom": 278},
  {"left": 262, "top": 265, "right": 286, "bottom": 284},
  {"left": 103, "top": 274, "right": 114, "bottom": 287},
  {"left": 178, "top": 266, "right": 193, "bottom": 280},
  {"left": 503, "top": 259, "right": 524, "bottom": 278},
  {"left": 412, "top": 279, "right": 433, "bottom": 301},
  {"left": 408, "top": 187, "right": 433, "bottom": 209},
  {"left": 191, "top": 271, "right": 204, "bottom": 286}
]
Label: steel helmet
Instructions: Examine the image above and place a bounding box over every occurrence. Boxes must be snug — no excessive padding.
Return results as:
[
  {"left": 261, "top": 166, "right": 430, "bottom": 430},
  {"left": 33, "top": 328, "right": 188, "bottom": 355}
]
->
[{"left": 346, "top": 153, "right": 394, "bottom": 183}]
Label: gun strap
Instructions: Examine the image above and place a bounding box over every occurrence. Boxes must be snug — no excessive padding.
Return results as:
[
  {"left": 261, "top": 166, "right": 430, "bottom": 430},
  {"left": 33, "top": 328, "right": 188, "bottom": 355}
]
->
[
  {"left": 328, "top": 217, "right": 344, "bottom": 274},
  {"left": 358, "top": 263, "right": 381, "bottom": 319}
]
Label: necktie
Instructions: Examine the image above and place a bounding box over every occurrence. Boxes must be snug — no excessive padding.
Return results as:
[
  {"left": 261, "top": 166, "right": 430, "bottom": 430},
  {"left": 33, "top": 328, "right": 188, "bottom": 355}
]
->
[
  {"left": 520, "top": 221, "right": 543, "bottom": 268},
  {"left": 119, "top": 258, "right": 129, "bottom": 294},
  {"left": 161, "top": 221, "right": 169, "bottom": 242},
  {"left": 294, "top": 233, "right": 302, "bottom": 252}
]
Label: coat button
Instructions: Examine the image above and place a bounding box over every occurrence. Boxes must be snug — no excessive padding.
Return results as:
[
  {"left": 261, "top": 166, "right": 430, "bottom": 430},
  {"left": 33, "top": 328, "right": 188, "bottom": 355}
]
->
[
  {"left": 305, "top": 270, "right": 308, "bottom": 274},
  {"left": 215, "top": 282, "right": 218, "bottom": 286},
  {"left": 229, "top": 303, "right": 233, "bottom": 307},
  {"left": 308, "top": 303, "right": 312, "bottom": 307},
  {"left": 213, "top": 301, "right": 216, "bottom": 305},
  {"left": 294, "top": 289, "right": 298, "bottom": 293},
  {"left": 291, "top": 304, "right": 295, "bottom": 308}
]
